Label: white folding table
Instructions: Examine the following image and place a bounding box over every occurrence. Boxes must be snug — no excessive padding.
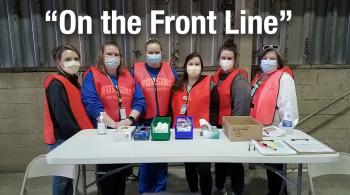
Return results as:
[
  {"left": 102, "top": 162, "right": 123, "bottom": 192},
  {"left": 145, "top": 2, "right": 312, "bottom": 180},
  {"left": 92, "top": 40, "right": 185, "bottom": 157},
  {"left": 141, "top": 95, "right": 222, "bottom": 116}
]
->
[{"left": 47, "top": 129, "right": 338, "bottom": 195}]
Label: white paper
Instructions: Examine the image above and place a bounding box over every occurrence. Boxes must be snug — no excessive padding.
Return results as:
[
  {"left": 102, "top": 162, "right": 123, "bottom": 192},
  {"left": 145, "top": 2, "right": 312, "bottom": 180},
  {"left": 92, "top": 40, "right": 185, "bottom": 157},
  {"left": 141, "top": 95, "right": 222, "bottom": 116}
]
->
[
  {"left": 262, "top": 126, "right": 285, "bottom": 137},
  {"left": 284, "top": 139, "right": 336, "bottom": 154},
  {"left": 253, "top": 140, "right": 297, "bottom": 156}
]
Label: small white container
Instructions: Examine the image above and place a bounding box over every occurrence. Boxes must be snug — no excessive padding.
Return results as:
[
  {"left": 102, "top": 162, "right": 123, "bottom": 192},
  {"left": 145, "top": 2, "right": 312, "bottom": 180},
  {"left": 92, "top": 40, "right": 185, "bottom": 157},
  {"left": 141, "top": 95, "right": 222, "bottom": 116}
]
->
[
  {"left": 281, "top": 112, "right": 293, "bottom": 135},
  {"left": 112, "top": 130, "right": 125, "bottom": 142},
  {"left": 97, "top": 112, "right": 107, "bottom": 135},
  {"left": 113, "top": 126, "right": 136, "bottom": 142}
]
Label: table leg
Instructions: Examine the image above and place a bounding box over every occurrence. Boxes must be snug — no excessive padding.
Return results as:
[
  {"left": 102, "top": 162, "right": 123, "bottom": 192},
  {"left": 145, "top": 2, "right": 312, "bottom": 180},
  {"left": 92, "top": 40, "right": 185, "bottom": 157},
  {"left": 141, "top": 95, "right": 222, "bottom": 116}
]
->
[
  {"left": 74, "top": 165, "right": 80, "bottom": 194},
  {"left": 279, "top": 164, "right": 287, "bottom": 195},
  {"left": 81, "top": 165, "right": 87, "bottom": 195},
  {"left": 296, "top": 163, "right": 302, "bottom": 195}
]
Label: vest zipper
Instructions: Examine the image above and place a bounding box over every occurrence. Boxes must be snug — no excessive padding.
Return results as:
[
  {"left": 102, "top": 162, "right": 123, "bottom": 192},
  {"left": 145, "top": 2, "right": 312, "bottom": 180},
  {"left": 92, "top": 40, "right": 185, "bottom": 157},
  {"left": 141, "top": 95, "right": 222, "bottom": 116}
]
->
[
  {"left": 184, "top": 89, "right": 190, "bottom": 116},
  {"left": 145, "top": 66, "right": 160, "bottom": 117},
  {"left": 185, "top": 77, "right": 202, "bottom": 115},
  {"left": 154, "top": 78, "right": 160, "bottom": 116}
]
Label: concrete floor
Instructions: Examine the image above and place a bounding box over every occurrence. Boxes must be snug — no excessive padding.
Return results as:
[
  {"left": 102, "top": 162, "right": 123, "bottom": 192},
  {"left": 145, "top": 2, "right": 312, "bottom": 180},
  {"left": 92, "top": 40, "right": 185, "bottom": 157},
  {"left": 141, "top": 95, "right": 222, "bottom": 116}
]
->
[{"left": 1, "top": 166, "right": 349, "bottom": 195}]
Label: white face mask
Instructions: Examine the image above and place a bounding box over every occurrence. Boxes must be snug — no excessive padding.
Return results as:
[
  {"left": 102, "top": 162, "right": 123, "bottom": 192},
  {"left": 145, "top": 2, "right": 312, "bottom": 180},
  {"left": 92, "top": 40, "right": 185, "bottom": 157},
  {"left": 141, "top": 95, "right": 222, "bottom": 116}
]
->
[
  {"left": 219, "top": 59, "right": 234, "bottom": 72},
  {"left": 187, "top": 65, "right": 201, "bottom": 78},
  {"left": 104, "top": 57, "right": 120, "bottom": 75},
  {"left": 260, "top": 59, "right": 277, "bottom": 74},
  {"left": 61, "top": 60, "right": 80, "bottom": 75}
]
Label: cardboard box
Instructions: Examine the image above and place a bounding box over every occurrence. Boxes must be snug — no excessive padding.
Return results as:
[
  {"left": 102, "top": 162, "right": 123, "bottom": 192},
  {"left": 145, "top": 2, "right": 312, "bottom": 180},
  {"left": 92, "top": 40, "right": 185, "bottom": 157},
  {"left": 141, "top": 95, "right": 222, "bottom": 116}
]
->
[{"left": 222, "top": 116, "right": 263, "bottom": 141}]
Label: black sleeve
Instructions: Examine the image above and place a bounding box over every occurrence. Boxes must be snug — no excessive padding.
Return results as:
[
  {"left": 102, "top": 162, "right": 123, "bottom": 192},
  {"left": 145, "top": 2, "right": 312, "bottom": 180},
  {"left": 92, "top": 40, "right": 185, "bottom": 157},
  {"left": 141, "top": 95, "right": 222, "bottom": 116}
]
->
[
  {"left": 168, "top": 94, "right": 174, "bottom": 127},
  {"left": 168, "top": 94, "right": 173, "bottom": 116},
  {"left": 231, "top": 75, "right": 251, "bottom": 116},
  {"left": 209, "top": 81, "right": 220, "bottom": 126},
  {"left": 46, "top": 80, "right": 80, "bottom": 140}
]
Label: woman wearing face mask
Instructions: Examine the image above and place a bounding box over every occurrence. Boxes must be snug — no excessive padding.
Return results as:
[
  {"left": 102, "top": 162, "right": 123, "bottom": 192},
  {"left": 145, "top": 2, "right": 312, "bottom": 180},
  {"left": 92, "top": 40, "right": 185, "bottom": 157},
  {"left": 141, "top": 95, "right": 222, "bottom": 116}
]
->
[
  {"left": 171, "top": 52, "right": 219, "bottom": 195},
  {"left": 251, "top": 45, "right": 298, "bottom": 195},
  {"left": 131, "top": 39, "right": 178, "bottom": 194},
  {"left": 212, "top": 40, "right": 251, "bottom": 195},
  {"left": 81, "top": 42, "right": 145, "bottom": 195},
  {"left": 132, "top": 39, "right": 179, "bottom": 125},
  {"left": 44, "top": 45, "right": 93, "bottom": 195}
]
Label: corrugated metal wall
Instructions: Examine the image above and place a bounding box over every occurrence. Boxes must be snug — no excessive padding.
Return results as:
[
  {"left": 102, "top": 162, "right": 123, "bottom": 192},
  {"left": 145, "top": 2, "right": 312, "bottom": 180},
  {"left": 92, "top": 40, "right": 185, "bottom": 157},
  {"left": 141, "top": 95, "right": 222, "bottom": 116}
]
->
[
  {"left": 0, "top": 0, "right": 349, "bottom": 69},
  {"left": 254, "top": 0, "right": 350, "bottom": 65}
]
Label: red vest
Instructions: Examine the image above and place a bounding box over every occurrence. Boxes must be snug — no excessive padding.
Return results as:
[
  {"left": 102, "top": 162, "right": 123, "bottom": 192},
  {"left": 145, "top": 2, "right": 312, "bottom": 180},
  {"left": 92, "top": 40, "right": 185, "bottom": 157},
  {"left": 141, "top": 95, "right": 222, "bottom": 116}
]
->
[
  {"left": 239, "top": 68, "right": 249, "bottom": 80},
  {"left": 250, "top": 67, "right": 294, "bottom": 125},
  {"left": 212, "top": 68, "right": 242, "bottom": 125},
  {"left": 134, "top": 62, "right": 175, "bottom": 119},
  {"left": 44, "top": 74, "right": 93, "bottom": 144},
  {"left": 172, "top": 76, "right": 211, "bottom": 128},
  {"left": 87, "top": 67, "right": 135, "bottom": 122}
]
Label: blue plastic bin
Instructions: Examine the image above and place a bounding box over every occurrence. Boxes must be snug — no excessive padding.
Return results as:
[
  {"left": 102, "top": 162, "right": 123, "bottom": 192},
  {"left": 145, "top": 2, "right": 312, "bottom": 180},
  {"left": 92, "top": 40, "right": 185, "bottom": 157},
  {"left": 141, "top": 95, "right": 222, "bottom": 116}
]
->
[{"left": 175, "top": 116, "right": 193, "bottom": 139}]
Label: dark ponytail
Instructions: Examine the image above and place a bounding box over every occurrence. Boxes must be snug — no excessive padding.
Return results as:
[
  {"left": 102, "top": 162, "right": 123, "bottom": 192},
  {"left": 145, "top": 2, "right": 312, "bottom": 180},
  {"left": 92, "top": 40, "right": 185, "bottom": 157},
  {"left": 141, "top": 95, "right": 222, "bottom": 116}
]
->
[
  {"left": 218, "top": 39, "right": 238, "bottom": 59},
  {"left": 217, "top": 39, "right": 239, "bottom": 68}
]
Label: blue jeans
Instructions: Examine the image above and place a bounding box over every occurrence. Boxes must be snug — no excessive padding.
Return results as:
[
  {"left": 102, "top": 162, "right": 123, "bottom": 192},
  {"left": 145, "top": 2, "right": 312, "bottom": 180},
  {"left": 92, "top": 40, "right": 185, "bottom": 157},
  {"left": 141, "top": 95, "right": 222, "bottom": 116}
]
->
[
  {"left": 138, "top": 163, "right": 168, "bottom": 193},
  {"left": 48, "top": 139, "right": 73, "bottom": 195}
]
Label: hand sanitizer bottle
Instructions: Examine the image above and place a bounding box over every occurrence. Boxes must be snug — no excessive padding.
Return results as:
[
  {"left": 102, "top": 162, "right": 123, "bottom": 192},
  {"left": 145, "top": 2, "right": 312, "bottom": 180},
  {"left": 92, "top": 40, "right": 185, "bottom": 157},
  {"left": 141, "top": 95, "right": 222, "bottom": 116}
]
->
[{"left": 97, "top": 112, "right": 107, "bottom": 135}]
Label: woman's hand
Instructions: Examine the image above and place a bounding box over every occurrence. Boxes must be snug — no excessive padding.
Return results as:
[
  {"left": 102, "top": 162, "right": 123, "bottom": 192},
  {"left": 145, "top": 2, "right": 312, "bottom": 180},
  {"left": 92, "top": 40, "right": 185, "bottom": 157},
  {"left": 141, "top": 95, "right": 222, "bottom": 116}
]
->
[
  {"left": 108, "top": 121, "right": 119, "bottom": 129},
  {"left": 99, "top": 112, "right": 119, "bottom": 128},
  {"left": 115, "top": 118, "right": 133, "bottom": 127}
]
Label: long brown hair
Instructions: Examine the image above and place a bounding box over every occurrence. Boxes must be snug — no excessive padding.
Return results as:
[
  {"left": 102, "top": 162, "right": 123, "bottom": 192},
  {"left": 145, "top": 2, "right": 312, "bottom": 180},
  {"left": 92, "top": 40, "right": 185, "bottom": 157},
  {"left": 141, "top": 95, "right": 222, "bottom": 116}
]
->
[
  {"left": 172, "top": 52, "right": 203, "bottom": 92},
  {"left": 96, "top": 42, "right": 127, "bottom": 75}
]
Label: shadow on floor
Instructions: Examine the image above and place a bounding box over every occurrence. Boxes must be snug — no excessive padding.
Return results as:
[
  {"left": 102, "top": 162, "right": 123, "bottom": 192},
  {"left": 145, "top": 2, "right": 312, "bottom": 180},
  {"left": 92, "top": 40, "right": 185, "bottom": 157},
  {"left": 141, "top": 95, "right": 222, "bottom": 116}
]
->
[{"left": 1, "top": 166, "right": 350, "bottom": 195}]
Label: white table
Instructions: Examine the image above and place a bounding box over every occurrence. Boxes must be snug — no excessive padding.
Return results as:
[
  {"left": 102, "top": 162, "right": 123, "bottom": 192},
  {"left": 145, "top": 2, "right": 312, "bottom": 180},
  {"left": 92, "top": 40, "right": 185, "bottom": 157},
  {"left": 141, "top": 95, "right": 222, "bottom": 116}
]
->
[{"left": 47, "top": 129, "right": 338, "bottom": 195}]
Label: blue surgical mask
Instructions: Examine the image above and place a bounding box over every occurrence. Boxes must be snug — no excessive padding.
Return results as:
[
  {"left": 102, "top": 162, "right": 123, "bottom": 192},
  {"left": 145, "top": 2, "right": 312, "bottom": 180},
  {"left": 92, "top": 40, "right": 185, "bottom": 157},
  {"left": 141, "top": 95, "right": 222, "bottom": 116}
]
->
[
  {"left": 260, "top": 59, "right": 277, "bottom": 74},
  {"left": 104, "top": 57, "right": 120, "bottom": 75},
  {"left": 146, "top": 54, "right": 162, "bottom": 66},
  {"left": 105, "top": 57, "right": 120, "bottom": 67}
]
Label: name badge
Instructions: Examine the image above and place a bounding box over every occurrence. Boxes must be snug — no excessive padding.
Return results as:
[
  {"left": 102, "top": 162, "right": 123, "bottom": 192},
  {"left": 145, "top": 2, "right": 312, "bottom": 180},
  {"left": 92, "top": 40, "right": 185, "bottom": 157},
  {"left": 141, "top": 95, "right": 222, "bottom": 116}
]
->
[
  {"left": 180, "top": 104, "right": 187, "bottom": 115},
  {"left": 120, "top": 107, "right": 127, "bottom": 120}
]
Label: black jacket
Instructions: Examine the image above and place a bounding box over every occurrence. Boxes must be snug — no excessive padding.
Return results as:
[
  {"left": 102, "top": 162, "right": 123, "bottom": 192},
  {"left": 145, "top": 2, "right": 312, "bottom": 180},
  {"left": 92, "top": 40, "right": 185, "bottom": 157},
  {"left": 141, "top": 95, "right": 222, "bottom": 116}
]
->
[{"left": 46, "top": 73, "right": 81, "bottom": 141}]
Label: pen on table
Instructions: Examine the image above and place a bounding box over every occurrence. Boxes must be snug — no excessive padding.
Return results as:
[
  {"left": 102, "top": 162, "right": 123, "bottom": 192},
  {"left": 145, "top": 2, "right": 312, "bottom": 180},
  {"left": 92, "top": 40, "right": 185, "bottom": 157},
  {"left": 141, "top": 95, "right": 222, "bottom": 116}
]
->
[
  {"left": 248, "top": 141, "right": 251, "bottom": 151},
  {"left": 261, "top": 142, "right": 277, "bottom": 150},
  {"left": 249, "top": 139, "right": 255, "bottom": 151},
  {"left": 266, "top": 141, "right": 277, "bottom": 148},
  {"left": 263, "top": 129, "right": 270, "bottom": 135},
  {"left": 291, "top": 138, "right": 309, "bottom": 141}
]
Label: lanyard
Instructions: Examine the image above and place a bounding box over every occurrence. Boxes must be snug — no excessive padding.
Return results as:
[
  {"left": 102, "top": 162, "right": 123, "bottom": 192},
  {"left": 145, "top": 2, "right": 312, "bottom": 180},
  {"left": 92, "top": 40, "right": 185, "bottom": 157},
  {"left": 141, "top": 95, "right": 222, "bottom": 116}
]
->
[
  {"left": 180, "top": 81, "right": 197, "bottom": 115},
  {"left": 250, "top": 73, "right": 270, "bottom": 98},
  {"left": 106, "top": 75, "right": 123, "bottom": 107}
]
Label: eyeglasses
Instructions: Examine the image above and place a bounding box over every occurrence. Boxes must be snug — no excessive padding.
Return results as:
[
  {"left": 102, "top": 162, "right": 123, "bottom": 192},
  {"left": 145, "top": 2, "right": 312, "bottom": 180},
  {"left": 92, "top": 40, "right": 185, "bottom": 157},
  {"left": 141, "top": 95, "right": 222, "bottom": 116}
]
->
[{"left": 263, "top": 45, "right": 279, "bottom": 51}]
